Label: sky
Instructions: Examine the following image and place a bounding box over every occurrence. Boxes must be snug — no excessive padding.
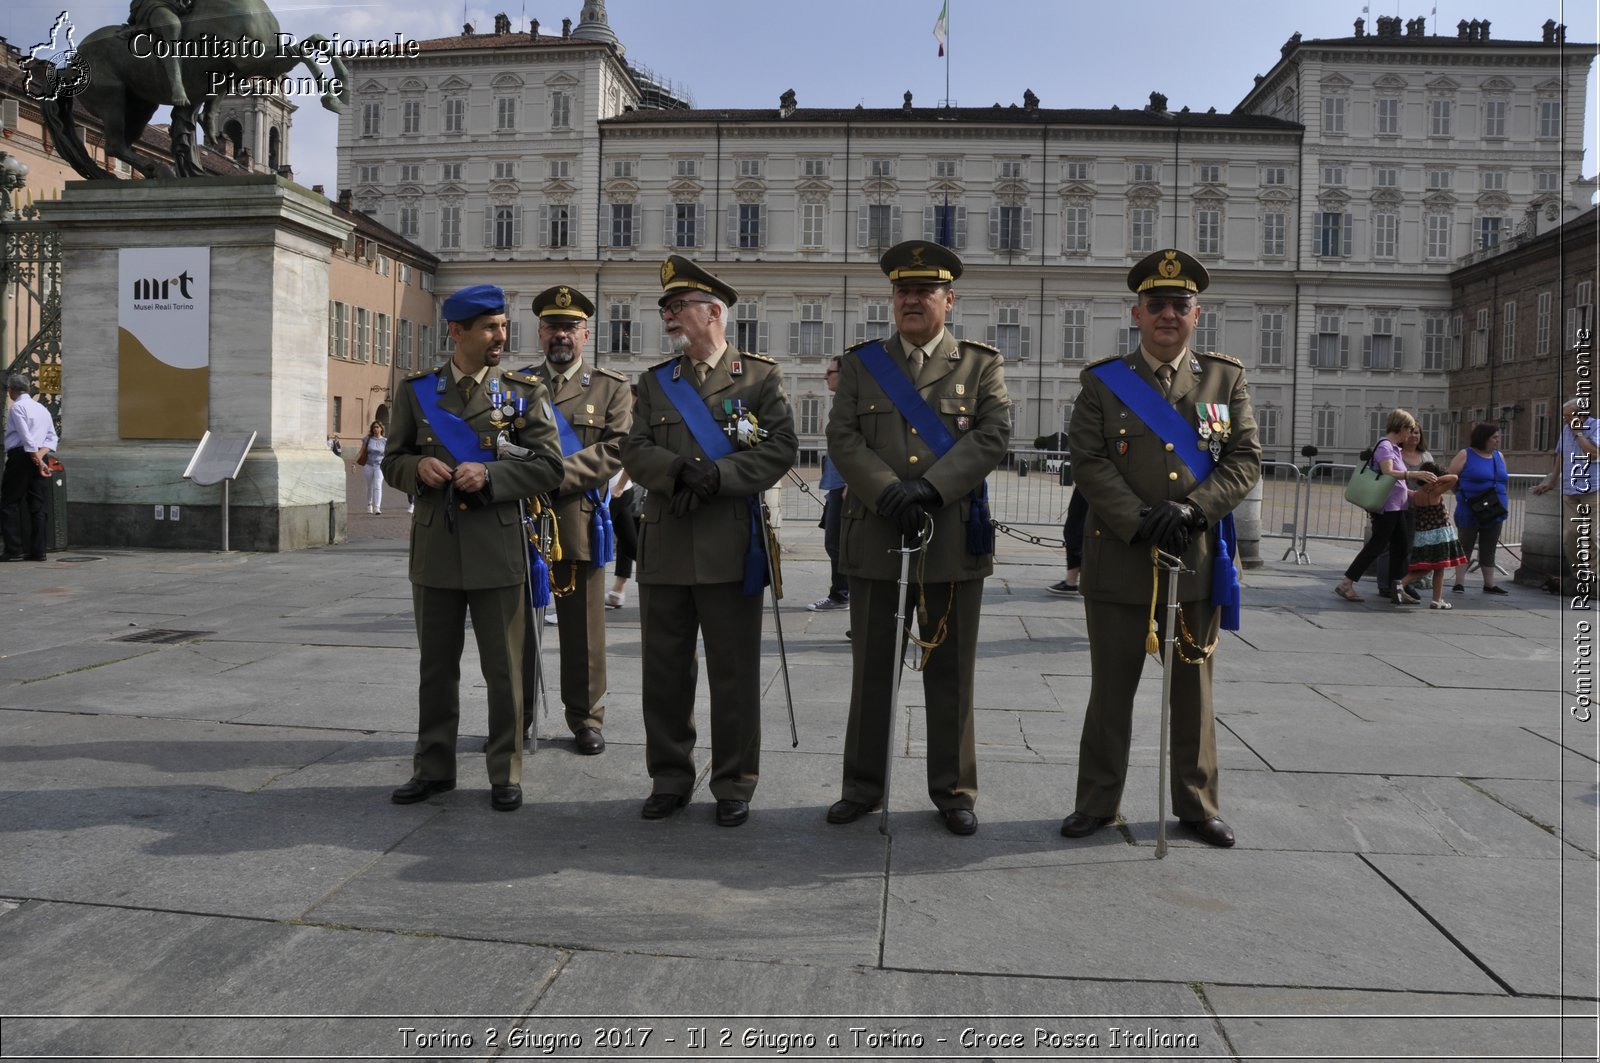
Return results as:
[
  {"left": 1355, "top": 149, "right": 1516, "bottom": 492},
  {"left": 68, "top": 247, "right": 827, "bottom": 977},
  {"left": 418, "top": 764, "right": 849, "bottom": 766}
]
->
[{"left": 2, "top": 0, "right": 1596, "bottom": 195}]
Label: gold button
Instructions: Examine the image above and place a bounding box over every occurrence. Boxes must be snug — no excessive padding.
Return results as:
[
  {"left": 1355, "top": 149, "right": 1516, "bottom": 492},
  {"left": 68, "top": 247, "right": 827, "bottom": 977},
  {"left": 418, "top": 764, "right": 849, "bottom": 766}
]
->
[
  {"left": 459, "top": 502, "right": 469, "bottom": 511},
  {"left": 909, "top": 455, "right": 919, "bottom": 464},
  {"left": 1093, "top": 529, "right": 1101, "bottom": 537},
  {"left": 911, "top": 427, "right": 919, "bottom": 436},
  {"left": 960, "top": 406, "right": 968, "bottom": 412},
  {"left": 869, "top": 404, "right": 877, "bottom": 411},
  {"left": 1119, "top": 428, "right": 1127, "bottom": 436},
  {"left": 1168, "top": 471, "right": 1178, "bottom": 481},
  {"left": 1165, "top": 443, "right": 1174, "bottom": 452}
]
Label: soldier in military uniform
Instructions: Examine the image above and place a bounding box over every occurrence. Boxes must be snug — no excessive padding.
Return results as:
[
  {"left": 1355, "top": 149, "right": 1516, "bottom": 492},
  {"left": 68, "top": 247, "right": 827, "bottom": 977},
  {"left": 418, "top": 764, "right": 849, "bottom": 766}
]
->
[
  {"left": 381, "top": 284, "right": 563, "bottom": 812},
  {"left": 620, "top": 256, "right": 797, "bottom": 827},
  {"left": 523, "top": 284, "right": 633, "bottom": 755},
  {"left": 1058, "top": 249, "right": 1261, "bottom": 848},
  {"left": 824, "top": 241, "right": 1011, "bottom": 836}
]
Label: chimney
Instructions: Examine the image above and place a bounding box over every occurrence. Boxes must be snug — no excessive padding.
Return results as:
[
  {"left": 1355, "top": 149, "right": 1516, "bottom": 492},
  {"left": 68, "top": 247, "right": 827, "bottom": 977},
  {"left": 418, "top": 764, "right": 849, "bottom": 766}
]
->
[
  {"left": 312, "top": 183, "right": 325, "bottom": 195},
  {"left": 531, "top": 18, "right": 539, "bottom": 37},
  {"left": 1354, "top": 17, "right": 1365, "bottom": 36},
  {"left": 1543, "top": 18, "right": 1556, "bottom": 43},
  {"left": 1457, "top": 19, "right": 1469, "bottom": 38},
  {"left": 1147, "top": 90, "right": 1168, "bottom": 113},
  {"left": 1480, "top": 19, "right": 1490, "bottom": 39},
  {"left": 338, "top": 188, "right": 352, "bottom": 209},
  {"left": 493, "top": 12, "right": 510, "bottom": 34},
  {"left": 462, "top": 22, "right": 474, "bottom": 35},
  {"left": 561, "top": 17, "right": 571, "bottom": 37}
]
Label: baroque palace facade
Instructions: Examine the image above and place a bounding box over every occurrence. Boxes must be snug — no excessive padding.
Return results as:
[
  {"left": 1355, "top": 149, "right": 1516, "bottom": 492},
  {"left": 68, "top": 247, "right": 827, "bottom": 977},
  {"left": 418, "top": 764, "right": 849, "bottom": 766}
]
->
[{"left": 336, "top": 6, "right": 1595, "bottom": 465}]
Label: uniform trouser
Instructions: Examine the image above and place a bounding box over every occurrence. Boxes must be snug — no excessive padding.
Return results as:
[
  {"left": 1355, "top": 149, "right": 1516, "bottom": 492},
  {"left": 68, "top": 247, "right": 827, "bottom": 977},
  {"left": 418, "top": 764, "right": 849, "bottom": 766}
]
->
[
  {"left": 840, "top": 575, "right": 981, "bottom": 812},
  {"left": 1075, "top": 594, "right": 1220, "bottom": 822},
  {"left": 529, "top": 557, "right": 607, "bottom": 734},
  {"left": 821, "top": 489, "right": 847, "bottom": 599},
  {"left": 1, "top": 448, "right": 49, "bottom": 557},
  {"left": 411, "top": 582, "right": 525, "bottom": 786},
  {"left": 638, "top": 580, "right": 763, "bottom": 802}
]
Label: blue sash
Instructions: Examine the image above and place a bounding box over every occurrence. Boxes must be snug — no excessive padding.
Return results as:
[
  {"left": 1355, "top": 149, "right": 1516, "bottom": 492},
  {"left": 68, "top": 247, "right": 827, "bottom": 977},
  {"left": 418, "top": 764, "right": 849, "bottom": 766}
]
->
[
  {"left": 410, "top": 373, "right": 497, "bottom": 464},
  {"left": 652, "top": 362, "right": 768, "bottom": 597},
  {"left": 549, "top": 402, "right": 614, "bottom": 567},
  {"left": 856, "top": 341, "right": 994, "bottom": 555},
  {"left": 1090, "top": 358, "right": 1242, "bottom": 631}
]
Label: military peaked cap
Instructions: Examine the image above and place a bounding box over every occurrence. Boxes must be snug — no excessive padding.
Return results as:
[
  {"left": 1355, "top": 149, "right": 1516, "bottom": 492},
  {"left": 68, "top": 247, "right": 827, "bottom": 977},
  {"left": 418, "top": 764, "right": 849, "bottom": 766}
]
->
[
  {"left": 879, "top": 241, "right": 963, "bottom": 284},
  {"left": 659, "top": 255, "right": 738, "bottom": 308},
  {"left": 532, "top": 284, "right": 595, "bottom": 322},
  {"left": 1127, "top": 249, "right": 1210, "bottom": 295}
]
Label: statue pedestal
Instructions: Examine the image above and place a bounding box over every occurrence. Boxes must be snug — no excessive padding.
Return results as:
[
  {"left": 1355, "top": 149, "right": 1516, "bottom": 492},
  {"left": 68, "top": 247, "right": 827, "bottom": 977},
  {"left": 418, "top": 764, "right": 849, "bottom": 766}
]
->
[
  {"left": 1516, "top": 486, "right": 1564, "bottom": 587},
  {"left": 42, "top": 176, "right": 353, "bottom": 551}
]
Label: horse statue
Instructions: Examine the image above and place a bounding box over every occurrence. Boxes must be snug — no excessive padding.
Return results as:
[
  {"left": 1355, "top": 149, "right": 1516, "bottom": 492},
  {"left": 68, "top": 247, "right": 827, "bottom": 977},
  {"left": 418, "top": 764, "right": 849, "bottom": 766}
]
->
[{"left": 38, "top": 0, "right": 350, "bottom": 180}]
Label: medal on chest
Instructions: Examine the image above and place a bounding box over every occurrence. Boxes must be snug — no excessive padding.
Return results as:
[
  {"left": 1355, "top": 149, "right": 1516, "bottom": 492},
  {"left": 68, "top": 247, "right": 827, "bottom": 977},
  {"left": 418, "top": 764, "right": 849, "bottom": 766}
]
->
[{"left": 1196, "top": 402, "right": 1231, "bottom": 459}]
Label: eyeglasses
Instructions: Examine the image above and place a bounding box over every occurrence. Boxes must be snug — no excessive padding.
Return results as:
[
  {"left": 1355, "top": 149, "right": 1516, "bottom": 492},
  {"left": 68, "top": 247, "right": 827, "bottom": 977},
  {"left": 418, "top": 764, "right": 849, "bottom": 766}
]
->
[
  {"left": 539, "top": 319, "right": 586, "bottom": 334},
  {"left": 658, "top": 298, "right": 714, "bottom": 318},
  {"left": 1142, "top": 295, "right": 1196, "bottom": 314}
]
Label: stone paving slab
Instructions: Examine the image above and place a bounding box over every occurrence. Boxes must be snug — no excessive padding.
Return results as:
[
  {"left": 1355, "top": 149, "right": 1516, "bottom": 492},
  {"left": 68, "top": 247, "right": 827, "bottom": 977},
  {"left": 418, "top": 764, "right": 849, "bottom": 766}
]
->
[
  {"left": 1205, "top": 985, "right": 1597, "bottom": 1063},
  {"left": 306, "top": 747, "right": 889, "bottom": 966},
  {"left": 0, "top": 775, "right": 427, "bottom": 920},
  {"left": 884, "top": 842, "right": 1501, "bottom": 992},
  {"left": 1215, "top": 645, "right": 1425, "bottom": 686},
  {"left": 1372, "top": 652, "right": 1562, "bottom": 691},
  {"left": 537, "top": 952, "right": 1230, "bottom": 1058},
  {"left": 1365, "top": 853, "right": 1599, "bottom": 998},
  {"left": 1469, "top": 763, "right": 1600, "bottom": 858},
  {"left": 0, "top": 641, "right": 158, "bottom": 684},
  {"left": 0, "top": 902, "right": 563, "bottom": 1059},
  {"left": 1310, "top": 683, "right": 1567, "bottom": 729}
]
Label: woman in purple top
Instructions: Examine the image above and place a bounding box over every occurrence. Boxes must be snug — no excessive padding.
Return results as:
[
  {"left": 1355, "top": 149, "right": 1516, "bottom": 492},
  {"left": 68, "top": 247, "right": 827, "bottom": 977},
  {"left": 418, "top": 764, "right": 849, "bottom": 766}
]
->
[{"left": 1335, "top": 409, "right": 1439, "bottom": 604}]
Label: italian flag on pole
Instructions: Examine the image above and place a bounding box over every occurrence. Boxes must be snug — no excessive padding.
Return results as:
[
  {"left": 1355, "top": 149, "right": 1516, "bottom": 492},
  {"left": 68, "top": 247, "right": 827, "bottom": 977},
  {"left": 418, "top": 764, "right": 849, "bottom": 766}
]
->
[{"left": 933, "top": 0, "right": 948, "bottom": 56}]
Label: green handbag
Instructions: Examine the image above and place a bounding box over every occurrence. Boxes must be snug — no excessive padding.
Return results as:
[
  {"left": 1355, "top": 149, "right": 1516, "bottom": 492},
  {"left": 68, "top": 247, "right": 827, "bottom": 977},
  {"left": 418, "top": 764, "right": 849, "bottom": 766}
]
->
[{"left": 1344, "top": 455, "right": 1397, "bottom": 514}]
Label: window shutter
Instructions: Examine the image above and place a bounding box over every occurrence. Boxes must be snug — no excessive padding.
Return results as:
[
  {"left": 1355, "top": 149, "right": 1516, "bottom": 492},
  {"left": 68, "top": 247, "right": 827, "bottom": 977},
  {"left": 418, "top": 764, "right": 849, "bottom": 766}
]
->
[
  {"left": 508, "top": 321, "right": 520, "bottom": 354},
  {"left": 727, "top": 204, "right": 739, "bottom": 247},
  {"left": 1020, "top": 326, "right": 1032, "bottom": 360},
  {"left": 989, "top": 207, "right": 1000, "bottom": 249},
  {"left": 664, "top": 207, "right": 674, "bottom": 247},
  {"left": 854, "top": 322, "right": 867, "bottom": 344},
  {"left": 789, "top": 321, "right": 801, "bottom": 355},
  {"left": 986, "top": 325, "right": 998, "bottom": 347},
  {"left": 1341, "top": 214, "right": 1353, "bottom": 258},
  {"left": 1340, "top": 335, "right": 1350, "bottom": 368},
  {"left": 538, "top": 205, "right": 550, "bottom": 247},
  {"left": 1362, "top": 335, "right": 1372, "bottom": 368},
  {"left": 1394, "top": 335, "right": 1404, "bottom": 369},
  {"left": 483, "top": 209, "right": 494, "bottom": 248},
  {"left": 857, "top": 206, "right": 869, "bottom": 248},
  {"left": 1022, "top": 207, "right": 1034, "bottom": 251},
  {"left": 956, "top": 206, "right": 968, "bottom": 249},
  {"left": 695, "top": 203, "right": 706, "bottom": 247},
  {"left": 630, "top": 207, "right": 641, "bottom": 248},
  {"left": 630, "top": 317, "right": 642, "bottom": 354},
  {"left": 514, "top": 208, "right": 524, "bottom": 247},
  {"left": 890, "top": 206, "right": 902, "bottom": 244},
  {"left": 757, "top": 205, "right": 766, "bottom": 247},
  {"left": 757, "top": 321, "right": 769, "bottom": 352},
  {"left": 1307, "top": 334, "right": 1317, "bottom": 365},
  {"left": 923, "top": 205, "right": 935, "bottom": 241},
  {"left": 824, "top": 323, "right": 835, "bottom": 354}
]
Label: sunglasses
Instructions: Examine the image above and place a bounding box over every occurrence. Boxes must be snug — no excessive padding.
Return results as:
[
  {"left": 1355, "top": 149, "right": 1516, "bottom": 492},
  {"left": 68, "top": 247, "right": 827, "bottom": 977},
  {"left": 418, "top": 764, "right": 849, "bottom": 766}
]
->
[{"left": 1142, "top": 295, "right": 1196, "bottom": 314}]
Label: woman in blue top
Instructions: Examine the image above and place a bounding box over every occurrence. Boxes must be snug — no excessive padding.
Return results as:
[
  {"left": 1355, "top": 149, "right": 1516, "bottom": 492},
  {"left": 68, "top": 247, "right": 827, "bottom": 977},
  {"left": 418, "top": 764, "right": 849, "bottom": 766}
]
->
[
  {"left": 1447, "top": 422, "right": 1509, "bottom": 595},
  {"left": 1335, "top": 408, "right": 1438, "bottom": 604}
]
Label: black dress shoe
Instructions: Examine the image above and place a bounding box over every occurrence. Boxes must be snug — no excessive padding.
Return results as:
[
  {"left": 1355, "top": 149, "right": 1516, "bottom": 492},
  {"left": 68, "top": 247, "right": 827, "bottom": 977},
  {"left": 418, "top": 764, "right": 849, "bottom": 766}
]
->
[
  {"left": 1179, "top": 816, "right": 1235, "bottom": 848},
  {"left": 825, "top": 798, "right": 878, "bottom": 824},
  {"left": 715, "top": 798, "right": 749, "bottom": 827},
  {"left": 0, "top": 555, "right": 23, "bottom": 563},
  {"left": 641, "top": 792, "right": 687, "bottom": 820},
  {"left": 390, "top": 778, "right": 456, "bottom": 804},
  {"left": 574, "top": 727, "right": 605, "bottom": 755},
  {"left": 940, "top": 808, "right": 977, "bottom": 835},
  {"left": 490, "top": 784, "right": 523, "bottom": 811},
  {"left": 1059, "top": 811, "right": 1115, "bottom": 838},
  {"left": 24, "top": 554, "right": 46, "bottom": 562}
]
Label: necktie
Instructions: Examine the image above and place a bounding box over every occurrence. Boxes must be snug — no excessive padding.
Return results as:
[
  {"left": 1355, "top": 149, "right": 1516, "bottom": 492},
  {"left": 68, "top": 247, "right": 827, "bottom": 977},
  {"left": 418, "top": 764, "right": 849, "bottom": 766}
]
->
[
  {"left": 1157, "top": 364, "right": 1175, "bottom": 396},
  {"left": 694, "top": 360, "right": 710, "bottom": 386},
  {"left": 910, "top": 347, "right": 925, "bottom": 373},
  {"left": 458, "top": 375, "right": 476, "bottom": 404}
]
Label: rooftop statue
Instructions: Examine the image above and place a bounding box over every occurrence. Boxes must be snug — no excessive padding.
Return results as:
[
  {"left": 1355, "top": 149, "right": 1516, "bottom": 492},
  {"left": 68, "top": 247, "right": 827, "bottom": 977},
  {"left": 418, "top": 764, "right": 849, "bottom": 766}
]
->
[{"left": 37, "top": 0, "right": 350, "bottom": 180}]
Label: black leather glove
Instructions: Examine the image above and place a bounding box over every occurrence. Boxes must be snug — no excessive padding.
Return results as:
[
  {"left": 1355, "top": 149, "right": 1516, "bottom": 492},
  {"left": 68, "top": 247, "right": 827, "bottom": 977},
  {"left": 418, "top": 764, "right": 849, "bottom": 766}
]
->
[
  {"left": 895, "top": 503, "right": 928, "bottom": 540},
  {"left": 1136, "top": 501, "right": 1199, "bottom": 556},
  {"left": 877, "top": 481, "right": 913, "bottom": 520},
  {"left": 680, "top": 460, "right": 721, "bottom": 500},
  {"left": 902, "top": 478, "right": 943, "bottom": 509}
]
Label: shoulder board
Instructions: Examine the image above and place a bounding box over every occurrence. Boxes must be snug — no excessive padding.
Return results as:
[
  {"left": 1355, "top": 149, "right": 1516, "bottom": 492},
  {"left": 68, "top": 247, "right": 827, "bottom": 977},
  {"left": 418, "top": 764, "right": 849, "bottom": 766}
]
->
[
  {"left": 593, "top": 365, "right": 629, "bottom": 383},
  {"left": 402, "top": 366, "right": 438, "bottom": 382},
  {"left": 1200, "top": 350, "right": 1245, "bottom": 368},
  {"left": 843, "top": 339, "right": 877, "bottom": 356},
  {"left": 1085, "top": 354, "right": 1124, "bottom": 369},
  {"left": 738, "top": 351, "right": 778, "bottom": 365},
  {"left": 958, "top": 339, "right": 1001, "bottom": 355},
  {"left": 506, "top": 368, "right": 542, "bottom": 385},
  {"left": 647, "top": 357, "right": 677, "bottom": 373}
]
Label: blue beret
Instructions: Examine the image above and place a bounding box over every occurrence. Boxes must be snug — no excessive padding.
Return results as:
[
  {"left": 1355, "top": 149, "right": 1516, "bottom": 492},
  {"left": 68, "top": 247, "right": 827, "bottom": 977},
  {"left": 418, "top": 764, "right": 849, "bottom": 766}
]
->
[{"left": 441, "top": 284, "right": 507, "bottom": 323}]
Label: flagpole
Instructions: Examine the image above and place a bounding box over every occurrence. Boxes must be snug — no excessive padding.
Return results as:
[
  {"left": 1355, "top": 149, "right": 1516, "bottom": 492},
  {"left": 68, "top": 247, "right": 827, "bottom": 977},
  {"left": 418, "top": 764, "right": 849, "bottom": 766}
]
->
[{"left": 944, "top": 0, "right": 951, "bottom": 108}]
